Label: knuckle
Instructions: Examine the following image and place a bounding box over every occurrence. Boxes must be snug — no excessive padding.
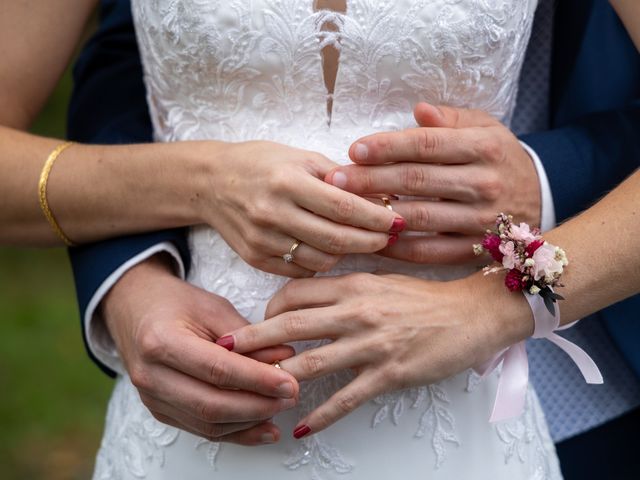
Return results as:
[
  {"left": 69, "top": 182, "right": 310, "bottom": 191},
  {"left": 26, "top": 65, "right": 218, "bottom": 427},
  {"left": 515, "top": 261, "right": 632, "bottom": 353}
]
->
[
  {"left": 335, "top": 389, "right": 360, "bottom": 415},
  {"left": 475, "top": 136, "right": 502, "bottom": 163},
  {"left": 325, "top": 231, "right": 347, "bottom": 253},
  {"left": 475, "top": 173, "right": 503, "bottom": 202},
  {"left": 246, "top": 200, "right": 270, "bottom": 225},
  {"left": 401, "top": 165, "right": 427, "bottom": 193},
  {"left": 415, "top": 129, "right": 438, "bottom": 158},
  {"left": 283, "top": 312, "right": 306, "bottom": 337},
  {"left": 208, "top": 360, "right": 233, "bottom": 387},
  {"left": 130, "top": 366, "right": 153, "bottom": 392},
  {"left": 410, "top": 204, "right": 430, "bottom": 230},
  {"left": 475, "top": 209, "right": 497, "bottom": 231},
  {"left": 334, "top": 195, "right": 356, "bottom": 223},
  {"left": 302, "top": 352, "right": 326, "bottom": 377},
  {"left": 138, "top": 325, "right": 165, "bottom": 363}
]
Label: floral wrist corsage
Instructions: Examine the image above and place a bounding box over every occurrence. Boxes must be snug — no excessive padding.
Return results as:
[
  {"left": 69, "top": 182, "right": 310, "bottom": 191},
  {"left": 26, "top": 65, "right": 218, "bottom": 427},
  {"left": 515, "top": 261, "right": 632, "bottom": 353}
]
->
[{"left": 473, "top": 213, "right": 568, "bottom": 315}]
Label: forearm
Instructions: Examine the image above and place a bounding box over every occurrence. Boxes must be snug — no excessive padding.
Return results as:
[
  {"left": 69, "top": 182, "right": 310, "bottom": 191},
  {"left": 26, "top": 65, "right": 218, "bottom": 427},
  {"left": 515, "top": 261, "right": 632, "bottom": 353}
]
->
[{"left": 0, "top": 126, "right": 216, "bottom": 246}]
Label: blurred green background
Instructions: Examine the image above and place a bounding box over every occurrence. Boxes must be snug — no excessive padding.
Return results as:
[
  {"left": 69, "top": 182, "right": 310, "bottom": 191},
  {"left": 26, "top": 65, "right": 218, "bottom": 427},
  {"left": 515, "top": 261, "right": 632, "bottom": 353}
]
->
[{"left": 0, "top": 68, "right": 113, "bottom": 478}]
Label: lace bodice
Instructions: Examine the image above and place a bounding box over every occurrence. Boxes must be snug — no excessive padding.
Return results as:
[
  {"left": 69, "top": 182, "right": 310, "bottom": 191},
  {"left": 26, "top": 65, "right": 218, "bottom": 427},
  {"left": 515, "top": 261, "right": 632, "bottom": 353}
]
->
[
  {"left": 134, "top": 0, "right": 536, "bottom": 150},
  {"left": 92, "top": 1, "right": 563, "bottom": 479}
]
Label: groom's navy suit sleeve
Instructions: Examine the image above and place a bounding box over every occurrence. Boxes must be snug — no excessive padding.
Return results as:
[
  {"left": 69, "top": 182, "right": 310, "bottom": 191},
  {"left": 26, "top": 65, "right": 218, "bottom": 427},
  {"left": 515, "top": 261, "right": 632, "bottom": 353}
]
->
[
  {"left": 66, "top": 0, "right": 190, "bottom": 377},
  {"left": 520, "top": 0, "right": 640, "bottom": 378}
]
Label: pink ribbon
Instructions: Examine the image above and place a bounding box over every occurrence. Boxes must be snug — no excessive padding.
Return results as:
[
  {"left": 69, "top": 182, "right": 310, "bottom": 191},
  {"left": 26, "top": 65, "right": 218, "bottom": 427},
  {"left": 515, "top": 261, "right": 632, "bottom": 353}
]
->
[{"left": 475, "top": 292, "right": 603, "bottom": 423}]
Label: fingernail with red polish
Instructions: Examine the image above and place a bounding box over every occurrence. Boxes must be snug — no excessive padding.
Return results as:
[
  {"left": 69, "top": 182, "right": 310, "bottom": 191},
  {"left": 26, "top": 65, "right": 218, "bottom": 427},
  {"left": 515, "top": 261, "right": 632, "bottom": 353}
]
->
[
  {"left": 390, "top": 217, "right": 406, "bottom": 233},
  {"left": 216, "top": 335, "right": 234, "bottom": 351},
  {"left": 388, "top": 232, "right": 399, "bottom": 246},
  {"left": 293, "top": 424, "right": 311, "bottom": 439},
  {"left": 353, "top": 143, "right": 368, "bottom": 162}
]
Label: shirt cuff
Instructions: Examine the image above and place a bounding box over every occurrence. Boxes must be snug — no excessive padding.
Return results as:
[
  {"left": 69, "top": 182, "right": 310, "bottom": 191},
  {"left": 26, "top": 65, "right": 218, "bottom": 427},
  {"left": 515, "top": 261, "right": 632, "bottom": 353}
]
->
[
  {"left": 84, "top": 242, "right": 186, "bottom": 375},
  {"left": 520, "top": 141, "right": 556, "bottom": 232}
]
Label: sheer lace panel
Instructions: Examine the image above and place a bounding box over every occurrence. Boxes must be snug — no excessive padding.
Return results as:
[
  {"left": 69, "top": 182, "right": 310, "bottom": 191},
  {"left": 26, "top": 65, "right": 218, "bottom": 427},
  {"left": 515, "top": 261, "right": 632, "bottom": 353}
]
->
[{"left": 314, "top": 0, "right": 347, "bottom": 122}]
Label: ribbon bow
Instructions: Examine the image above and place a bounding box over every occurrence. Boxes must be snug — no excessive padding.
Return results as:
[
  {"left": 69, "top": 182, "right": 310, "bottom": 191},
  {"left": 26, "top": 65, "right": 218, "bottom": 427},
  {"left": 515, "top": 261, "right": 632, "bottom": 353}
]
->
[{"left": 475, "top": 292, "right": 603, "bottom": 422}]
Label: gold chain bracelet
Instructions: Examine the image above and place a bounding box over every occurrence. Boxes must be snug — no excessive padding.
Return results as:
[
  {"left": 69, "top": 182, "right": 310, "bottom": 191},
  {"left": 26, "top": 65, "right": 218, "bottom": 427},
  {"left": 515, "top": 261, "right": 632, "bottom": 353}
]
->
[{"left": 38, "top": 142, "right": 76, "bottom": 247}]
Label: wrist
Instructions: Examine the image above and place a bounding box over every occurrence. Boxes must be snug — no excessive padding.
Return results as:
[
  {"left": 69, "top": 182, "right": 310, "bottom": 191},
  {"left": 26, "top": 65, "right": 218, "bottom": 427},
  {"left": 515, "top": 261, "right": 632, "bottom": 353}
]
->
[
  {"left": 461, "top": 271, "right": 534, "bottom": 357},
  {"left": 172, "top": 140, "right": 231, "bottom": 227},
  {"left": 101, "top": 253, "right": 177, "bottom": 334}
]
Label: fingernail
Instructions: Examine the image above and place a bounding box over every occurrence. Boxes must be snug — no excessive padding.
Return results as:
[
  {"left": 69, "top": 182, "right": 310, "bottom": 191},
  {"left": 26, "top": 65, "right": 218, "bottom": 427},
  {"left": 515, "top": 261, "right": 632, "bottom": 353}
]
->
[
  {"left": 261, "top": 432, "right": 276, "bottom": 444},
  {"left": 387, "top": 232, "right": 399, "bottom": 246},
  {"left": 390, "top": 217, "right": 406, "bottom": 233},
  {"left": 331, "top": 171, "right": 348, "bottom": 189},
  {"left": 293, "top": 424, "right": 311, "bottom": 439},
  {"left": 276, "top": 381, "right": 295, "bottom": 399},
  {"left": 216, "top": 335, "right": 234, "bottom": 351},
  {"left": 353, "top": 143, "right": 368, "bottom": 162}
]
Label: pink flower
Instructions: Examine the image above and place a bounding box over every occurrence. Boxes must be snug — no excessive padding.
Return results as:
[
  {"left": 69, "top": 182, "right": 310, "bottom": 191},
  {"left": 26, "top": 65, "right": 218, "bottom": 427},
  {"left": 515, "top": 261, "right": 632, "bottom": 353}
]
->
[
  {"left": 525, "top": 239, "right": 545, "bottom": 257},
  {"left": 510, "top": 222, "right": 539, "bottom": 244},
  {"left": 505, "top": 269, "right": 526, "bottom": 292},
  {"left": 482, "top": 234, "right": 503, "bottom": 262},
  {"left": 500, "top": 241, "right": 518, "bottom": 269},
  {"left": 532, "top": 243, "right": 564, "bottom": 281}
]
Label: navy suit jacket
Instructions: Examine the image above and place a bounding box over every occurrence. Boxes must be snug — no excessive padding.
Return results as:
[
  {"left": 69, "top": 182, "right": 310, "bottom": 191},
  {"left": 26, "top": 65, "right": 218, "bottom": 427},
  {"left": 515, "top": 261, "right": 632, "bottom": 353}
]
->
[{"left": 68, "top": 0, "right": 640, "bottom": 378}]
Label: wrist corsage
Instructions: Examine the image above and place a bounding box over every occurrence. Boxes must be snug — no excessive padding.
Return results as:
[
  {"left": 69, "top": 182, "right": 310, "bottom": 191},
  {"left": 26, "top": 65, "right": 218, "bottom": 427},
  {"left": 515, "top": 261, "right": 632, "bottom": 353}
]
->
[
  {"left": 472, "top": 213, "right": 602, "bottom": 423},
  {"left": 473, "top": 213, "right": 568, "bottom": 315}
]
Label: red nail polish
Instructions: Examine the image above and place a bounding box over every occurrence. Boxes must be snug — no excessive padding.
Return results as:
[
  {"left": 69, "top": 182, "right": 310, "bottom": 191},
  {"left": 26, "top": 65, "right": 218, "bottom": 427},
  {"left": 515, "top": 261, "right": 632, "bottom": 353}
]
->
[
  {"left": 216, "top": 335, "right": 234, "bottom": 351},
  {"left": 390, "top": 217, "right": 406, "bottom": 233},
  {"left": 387, "top": 232, "right": 399, "bottom": 246},
  {"left": 293, "top": 424, "right": 311, "bottom": 439}
]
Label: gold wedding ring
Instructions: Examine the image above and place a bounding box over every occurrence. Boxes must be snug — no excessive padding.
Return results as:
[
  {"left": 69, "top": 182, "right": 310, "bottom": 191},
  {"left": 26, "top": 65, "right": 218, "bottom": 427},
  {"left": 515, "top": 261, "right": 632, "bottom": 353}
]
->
[
  {"left": 381, "top": 196, "right": 393, "bottom": 211},
  {"left": 282, "top": 240, "right": 301, "bottom": 264}
]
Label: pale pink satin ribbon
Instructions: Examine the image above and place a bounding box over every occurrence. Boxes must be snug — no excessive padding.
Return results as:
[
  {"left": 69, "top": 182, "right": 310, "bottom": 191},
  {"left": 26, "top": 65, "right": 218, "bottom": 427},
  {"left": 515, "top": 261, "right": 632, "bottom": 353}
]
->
[{"left": 475, "top": 292, "right": 604, "bottom": 422}]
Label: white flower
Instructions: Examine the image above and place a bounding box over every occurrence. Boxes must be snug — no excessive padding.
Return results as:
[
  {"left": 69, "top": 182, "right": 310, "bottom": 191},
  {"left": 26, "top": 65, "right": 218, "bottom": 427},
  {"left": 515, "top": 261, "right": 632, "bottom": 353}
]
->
[
  {"left": 524, "top": 258, "right": 535, "bottom": 267},
  {"left": 529, "top": 285, "right": 541, "bottom": 295},
  {"left": 532, "top": 243, "right": 564, "bottom": 281}
]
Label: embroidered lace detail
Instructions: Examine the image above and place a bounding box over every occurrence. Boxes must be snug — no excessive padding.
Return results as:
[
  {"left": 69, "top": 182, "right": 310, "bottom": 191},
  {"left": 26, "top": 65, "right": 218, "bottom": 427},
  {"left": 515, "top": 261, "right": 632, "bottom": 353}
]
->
[
  {"left": 93, "top": 377, "right": 180, "bottom": 479},
  {"left": 195, "top": 439, "right": 221, "bottom": 469},
  {"left": 372, "top": 384, "right": 461, "bottom": 468},
  {"left": 496, "top": 388, "right": 563, "bottom": 479}
]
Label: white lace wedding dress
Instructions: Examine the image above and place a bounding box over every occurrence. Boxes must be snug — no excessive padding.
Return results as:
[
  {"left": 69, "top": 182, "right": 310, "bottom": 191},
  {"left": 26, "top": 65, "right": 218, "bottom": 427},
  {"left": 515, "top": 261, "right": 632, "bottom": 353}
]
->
[{"left": 93, "top": 1, "right": 562, "bottom": 478}]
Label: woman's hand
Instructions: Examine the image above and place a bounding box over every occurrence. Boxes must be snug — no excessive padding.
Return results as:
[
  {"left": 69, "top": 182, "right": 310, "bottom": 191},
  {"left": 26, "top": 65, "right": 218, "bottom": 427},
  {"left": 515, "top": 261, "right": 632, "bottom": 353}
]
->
[
  {"left": 216, "top": 271, "right": 533, "bottom": 436},
  {"left": 192, "top": 140, "right": 405, "bottom": 277}
]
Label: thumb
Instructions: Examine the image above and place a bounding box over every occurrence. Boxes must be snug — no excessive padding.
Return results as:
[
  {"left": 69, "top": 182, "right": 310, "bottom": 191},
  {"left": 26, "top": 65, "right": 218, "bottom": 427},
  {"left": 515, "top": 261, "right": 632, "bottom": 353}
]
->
[{"left": 413, "top": 102, "right": 497, "bottom": 129}]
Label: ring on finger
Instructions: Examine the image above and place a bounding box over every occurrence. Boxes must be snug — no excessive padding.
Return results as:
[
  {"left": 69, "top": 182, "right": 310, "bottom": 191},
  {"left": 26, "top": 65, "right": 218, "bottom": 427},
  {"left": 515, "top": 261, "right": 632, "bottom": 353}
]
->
[
  {"left": 381, "top": 196, "right": 393, "bottom": 211},
  {"left": 282, "top": 240, "right": 301, "bottom": 264}
]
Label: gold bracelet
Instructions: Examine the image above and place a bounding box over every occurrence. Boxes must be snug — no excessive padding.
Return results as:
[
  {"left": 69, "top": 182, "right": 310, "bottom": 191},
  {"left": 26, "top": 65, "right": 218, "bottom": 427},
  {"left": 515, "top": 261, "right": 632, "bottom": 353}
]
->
[{"left": 38, "top": 142, "right": 76, "bottom": 247}]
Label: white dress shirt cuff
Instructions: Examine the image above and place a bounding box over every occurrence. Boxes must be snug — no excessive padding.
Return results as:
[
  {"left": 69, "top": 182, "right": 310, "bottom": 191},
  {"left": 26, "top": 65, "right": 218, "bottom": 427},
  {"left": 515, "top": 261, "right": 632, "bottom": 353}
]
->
[
  {"left": 83, "top": 242, "right": 186, "bottom": 375},
  {"left": 520, "top": 141, "right": 556, "bottom": 232}
]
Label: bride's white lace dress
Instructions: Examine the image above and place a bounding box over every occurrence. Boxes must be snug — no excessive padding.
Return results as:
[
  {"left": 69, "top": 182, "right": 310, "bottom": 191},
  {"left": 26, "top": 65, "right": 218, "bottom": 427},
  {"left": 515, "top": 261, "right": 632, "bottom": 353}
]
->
[{"left": 93, "top": 1, "right": 562, "bottom": 478}]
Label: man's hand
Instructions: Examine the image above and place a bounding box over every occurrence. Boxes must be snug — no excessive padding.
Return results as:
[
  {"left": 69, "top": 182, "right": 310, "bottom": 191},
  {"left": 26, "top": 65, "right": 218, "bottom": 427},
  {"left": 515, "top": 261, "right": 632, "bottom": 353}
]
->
[
  {"left": 101, "top": 254, "right": 299, "bottom": 446},
  {"left": 325, "top": 103, "right": 542, "bottom": 264}
]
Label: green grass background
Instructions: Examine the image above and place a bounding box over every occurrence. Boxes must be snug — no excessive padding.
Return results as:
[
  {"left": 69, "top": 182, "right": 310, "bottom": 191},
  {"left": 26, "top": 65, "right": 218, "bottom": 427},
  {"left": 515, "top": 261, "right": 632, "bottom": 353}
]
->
[{"left": 1, "top": 69, "right": 113, "bottom": 479}]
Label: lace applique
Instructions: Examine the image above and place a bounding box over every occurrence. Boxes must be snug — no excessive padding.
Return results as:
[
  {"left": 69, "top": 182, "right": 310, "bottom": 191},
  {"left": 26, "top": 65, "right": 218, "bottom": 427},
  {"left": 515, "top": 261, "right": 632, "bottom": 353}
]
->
[
  {"left": 373, "top": 384, "right": 460, "bottom": 468},
  {"left": 495, "top": 388, "right": 561, "bottom": 479},
  {"left": 195, "top": 439, "right": 221, "bottom": 469},
  {"left": 285, "top": 436, "right": 354, "bottom": 480},
  {"left": 93, "top": 378, "right": 180, "bottom": 479}
]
